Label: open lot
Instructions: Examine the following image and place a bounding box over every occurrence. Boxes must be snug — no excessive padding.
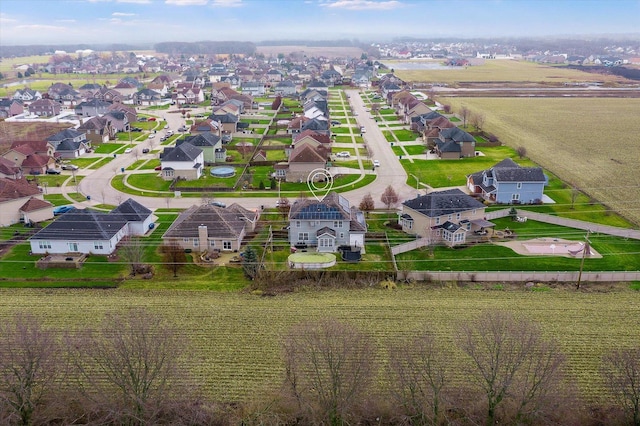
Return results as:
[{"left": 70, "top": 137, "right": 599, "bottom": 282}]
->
[
  {"left": 437, "top": 97, "right": 640, "bottom": 226},
  {"left": 391, "top": 60, "right": 632, "bottom": 85},
  {"left": 0, "top": 286, "right": 638, "bottom": 403}
]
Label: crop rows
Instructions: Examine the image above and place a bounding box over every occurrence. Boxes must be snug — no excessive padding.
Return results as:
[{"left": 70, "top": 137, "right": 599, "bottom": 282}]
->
[{"left": 0, "top": 287, "right": 638, "bottom": 402}]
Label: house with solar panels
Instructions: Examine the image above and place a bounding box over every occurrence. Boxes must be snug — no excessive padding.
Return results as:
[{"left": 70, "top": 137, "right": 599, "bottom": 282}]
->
[{"left": 288, "top": 192, "right": 367, "bottom": 254}]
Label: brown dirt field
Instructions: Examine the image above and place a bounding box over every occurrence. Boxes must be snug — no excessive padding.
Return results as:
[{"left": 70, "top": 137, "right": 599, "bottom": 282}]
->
[
  {"left": 0, "top": 121, "right": 72, "bottom": 151},
  {"left": 256, "top": 45, "right": 364, "bottom": 58}
]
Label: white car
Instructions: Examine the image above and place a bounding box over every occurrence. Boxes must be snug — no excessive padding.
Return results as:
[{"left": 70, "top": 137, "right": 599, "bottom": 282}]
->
[
  {"left": 148, "top": 134, "right": 155, "bottom": 139},
  {"left": 336, "top": 151, "right": 350, "bottom": 158},
  {"left": 124, "top": 148, "right": 133, "bottom": 153},
  {"left": 373, "top": 160, "right": 380, "bottom": 167}
]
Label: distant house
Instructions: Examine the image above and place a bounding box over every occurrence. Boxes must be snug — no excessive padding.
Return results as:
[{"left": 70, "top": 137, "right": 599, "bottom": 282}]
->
[
  {"left": 278, "top": 130, "right": 330, "bottom": 182},
  {"left": 159, "top": 143, "right": 204, "bottom": 181},
  {"left": 274, "top": 79, "right": 297, "bottom": 96},
  {"left": 28, "top": 99, "right": 62, "bottom": 117},
  {"left": 4, "top": 140, "right": 56, "bottom": 175},
  {"left": 132, "top": 88, "right": 161, "bottom": 106},
  {"left": 288, "top": 192, "right": 367, "bottom": 253},
  {"left": 399, "top": 188, "right": 489, "bottom": 247},
  {"left": 434, "top": 127, "right": 476, "bottom": 159},
  {"left": 0, "top": 157, "right": 22, "bottom": 179},
  {"left": 47, "top": 129, "right": 90, "bottom": 159},
  {"left": 29, "top": 198, "right": 153, "bottom": 255},
  {"left": 241, "top": 81, "right": 266, "bottom": 97},
  {"left": 209, "top": 112, "right": 238, "bottom": 134},
  {"left": 176, "top": 133, "right": 226, "bottom": 163},
  {"left": 13, "top": 88, "right": 42, "bottom": 104},
  {"left": 75, "top": 99, "right": 112, "bottom": 117},
  {"left": 0, "top": 178, "right": 53, "bottom": 227},
  {"left": 78, "top": 116, "right": 113, "bottom": 144},
  {"left": 467, "top": 158, "right": 547, "bottom": 204},
  {"left": 0, "top": 99, "right": 24, "bottom": 118},
  {"left": 162, "top": 203, "right": 259, "bottom": 253},
  {"left": 104, "top": 110, "right": 130, "bottom": 132}
]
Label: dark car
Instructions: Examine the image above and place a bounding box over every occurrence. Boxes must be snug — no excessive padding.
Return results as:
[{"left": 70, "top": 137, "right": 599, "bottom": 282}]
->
[
  {"left": 142, "top": 148, "right": 150, "bottom": 154},
  {"left": 154, "top": 166, "right": 162, "bottom": 171},
  {"left": 53, "top": 205, "right": 75, "bottom": 215},
  {"left": 46, "top": 169, "right": 61, "bottom": 175}
]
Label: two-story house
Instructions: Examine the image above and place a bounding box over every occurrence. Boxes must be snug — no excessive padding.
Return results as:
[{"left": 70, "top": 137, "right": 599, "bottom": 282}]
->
[
  {"left": 467, "top": 158, "right": 547, "bottom": 204},
  {"left": 288, "top": 192, "right": 367, "bottom": 253},
  {"left": 28, "top": 99, "right": 62, "bottom": 117},
  {"left": 176, "top": 133, "right": 226, "bottom": 164},
  {"left": 399, "top": 188, "right": 489, "bottom": 247},
  {"left": 160, "top": 143, "right": 204, "bottom": 181},
  {"left": 0, "top": 99, "right": 24, "bottom": 118},
  {"left": 434, "top": 127, "right": 476, "bottom": 159}
]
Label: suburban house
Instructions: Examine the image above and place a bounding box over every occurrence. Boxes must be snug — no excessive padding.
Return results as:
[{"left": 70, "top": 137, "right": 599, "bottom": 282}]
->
[
  {"left": 176, "top": 133, "right": 226, "bottom": 163},
  {"left": 173, "top": 87, "right": 204, "bottom": 105},
  {"left": 93, "top": 87, "right": 124, "bottom": 103},
  {"left": 4, "top": 140, "right": 56, "bottom": 175},
  {"left": 434, "top": 127, "right": 476, "bottom": 159},
  {"left": 29, "top": 198, "right": 153, "bottom": 255},
  {"left": 47, "top": 129, "right": 90, "bottom": 159},
  {"left": 13, "top": 88, "right": 42, "bottom": 104},
  {"left": 132, "top": 88, "right": 162, "bottom": 106},
  {"left": 162, "top": 203, "right": 259, "bottom": 253},
  {"left": 28, "top": 99, "right": 62, "bottom": 117},
  {"left": 0, "top": 99, "right": 24, "bottom": 118},
  {"left": 274, "top": 80, "right": 297, "bottom": 96},
  {"left": 0, "top": 178, "right": 53, "bottom": 227},
  {"left": 104, "top": 110, "right": 130, "bottom": 132},
  {"left": 75, "top": 99, "right": 112, "bottom": 117},
  {"left": 288, "top": 192, "right": 367, "bottom": 253},
  {"left": 190, "top": 118, "right": 221, "bottom": 135},
  {"left": 108, "top": 103, "right": 137, "bottom": 124},
  {"left": 210, "top": 112, "right": 238, "bottom": 134},
  {"left": 160, "top": 143, "right": 204, "bottom": 181},
  {"left": 241, "top": 81, "right": 266, "bottom": 97},
  {"left": 399, "top": 188, "right": 489, "bottom": 247},
  {"left": 78, "top": 116, "right": 113, "bottom": 144},
  {"left": 276, "top": 130, "right": 331, "bottom": 182},
  {"left": 467, "top": 158, "right": 547, "bottom": 204},
  {"left": 0, "top": 157, "right": 22, "bottom": 179}
]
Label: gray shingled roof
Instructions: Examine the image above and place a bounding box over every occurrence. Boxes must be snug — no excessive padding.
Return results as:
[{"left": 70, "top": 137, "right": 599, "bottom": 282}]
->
[
  {"left": 110, "top": 198, "right": 151, "bottom": 222},
  {"left": 162, "top": 203, "right": 254, "bottom": 240},
  {"left": 161, "top": 143, "right": 202, "bottom": 162},
  {"left": 403, "top": 188, "right": 485, "bottom": 217}
]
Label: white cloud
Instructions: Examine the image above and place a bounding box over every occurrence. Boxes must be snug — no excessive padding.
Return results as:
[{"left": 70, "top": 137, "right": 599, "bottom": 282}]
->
[
  {"left": 113, "top": 12, "right": 136, "bottom": 16},
  {"left": 16, "top": 24, "right": 67, "bottom": 31},
  {"left": 116, "top": 0, "right": 151, "bottom": 3},
  {"left": 165, "top": 0, "right": 209, "bottom": 5},
  {"left": 321, "top": 0, "right": 403, "bottom": 10},
  {"left": 56, "top": 19, "right": 78, "bottom": 23},
  {"left": 212, "top": 0, "right": 243, "bottom": 6},
  {"left": 0, "top": 13, "right": 17, "bottom": 23}
]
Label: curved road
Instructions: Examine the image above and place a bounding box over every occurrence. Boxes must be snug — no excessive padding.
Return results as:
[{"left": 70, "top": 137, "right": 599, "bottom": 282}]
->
[{"left": 74, "top": 91, "right": 417, "bottom": 211}]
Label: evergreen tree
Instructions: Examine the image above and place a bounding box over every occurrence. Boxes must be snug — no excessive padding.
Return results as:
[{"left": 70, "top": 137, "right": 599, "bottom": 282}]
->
[{"left": 242, "top": 246, "right": 259, "bottom": 280}]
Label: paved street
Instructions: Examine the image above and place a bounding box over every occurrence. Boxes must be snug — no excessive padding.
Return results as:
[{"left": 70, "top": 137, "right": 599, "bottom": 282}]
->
[{"left": 64, "top": 91, "right": 418, "bottom": 211}]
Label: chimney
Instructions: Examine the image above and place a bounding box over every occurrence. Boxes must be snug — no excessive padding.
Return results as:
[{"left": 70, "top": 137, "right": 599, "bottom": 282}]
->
[{"left": 198, "top": 225, "right": 208, "bottom": 253}]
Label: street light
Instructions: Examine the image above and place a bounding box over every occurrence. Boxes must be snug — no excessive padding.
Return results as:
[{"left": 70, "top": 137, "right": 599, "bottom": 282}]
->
[{"left": 409, "top": 173, "right": 420, "bottom": 197}]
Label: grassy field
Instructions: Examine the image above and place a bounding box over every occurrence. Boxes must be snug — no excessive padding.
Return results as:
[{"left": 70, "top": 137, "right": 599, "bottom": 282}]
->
[
  {"left": 392, "top": 60, "right": 629, "bottom": 85},
  {"left": 437, "top": 98, "right": 640, "bottom": 226},
  {"left": 0, "top": 286, "right": 638, "bottom": 403}
]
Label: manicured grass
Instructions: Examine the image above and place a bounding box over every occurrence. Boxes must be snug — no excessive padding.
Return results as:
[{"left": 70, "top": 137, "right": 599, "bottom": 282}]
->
[
  {"left": 29, "top": 174, "right": 71, "bottom": 187},
  {"left": 393, "top": 129, "right": 420, "bottom": 141},
  {"left": 382, "top": 130, "right": 395, "bottom": 142},
  {"left": 43, "top": 194, "right": 71, "bottom": 206},
  {"left": 127, "top": 159, "right": 146, "bottom": 171},
  {"left": 126, "top": 173, "right": 172, "bottom": 192},
  {"left": 116, "top": 132, "right": 142, "bottom": 141},
  {"left": 139, "top": 159, "right": 161, "bottom": 170},
  {"left": 334, "top": 135, "right": 353, "bottom": 143},
  {"left": 264, "top": 150, "right": 286, "bottom": 161},
  {"left": 67, "top": 192, "right": 89, "bottom": 202},
  {"left": 94, "top": 143, "right": 126, "bottom": 154},
  {"left": 403, "top": 144, "right": 427, "bottom": 155},
  {"left": 144, "top": 104, "right": 171, "bottom": 110},
  {"left": 331, "top": 127, "right": 351, "bottom": 134},
  {"left": 69, "top": 157, "right": 106, "bottom": 168},
  {"left": 88, "top": 157, "right": 113, "bottom": 169}
]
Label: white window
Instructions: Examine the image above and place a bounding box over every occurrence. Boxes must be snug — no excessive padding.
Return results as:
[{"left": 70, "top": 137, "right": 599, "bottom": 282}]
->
[
  {"left": 68, "top": 242, "right": 78, "bottom": 252},
  {"left": 296, "top": 221, "right": 301, "bottom": 228},
  {"left": 210, "top": 241, "right": 215, "bottom": 247},
  {"left": 436, "top": 229, "right": 441, "bottom": 237},
  {"left": 406, "top": 220, "right": 413, "bottom": 230},
  {"left": 517, "top": 182, "right": 522, "bottom": 189},
  {"left": 38, "top": 241, "right": 51, "bottom": 250},
  {"left": 223, "top": 241, "right": 232, "bottom": 250},
  {"left": 512, "top": 193, "right": 520, "bottom": 201},
  {"left": 309, "top": 221, "right": 315, "bottom": 226},
  {"left": 333, "top": 221, "right": 343, "bottom": 228},
  {"left": 435, "top": 217, "right": 440, "bottom": 225},
  {"left": 340, "top": 233, "right": 344, "bottom": 239},
  {"left": 183, "top": 238, "right": 190, "bottom": 243},
  {"left": 193, "top": 238, "right": 199, "bottom": 247},
  {"left": 94, "top": 241, "right": 103, "bottom": 250},
  {"left": 448, "top": 214, "right": 452, "bottom": 221},
  {"left": 298, "top": 232, "right": 309, "bottom": 241},
  {"left": 456, "top": 213, "right": 461, "bottom": 220}
]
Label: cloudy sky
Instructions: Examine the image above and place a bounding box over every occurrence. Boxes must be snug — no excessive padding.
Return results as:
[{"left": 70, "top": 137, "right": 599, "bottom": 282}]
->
[{"left": 1, "top": 0, "right": 638, "bottom": 46}]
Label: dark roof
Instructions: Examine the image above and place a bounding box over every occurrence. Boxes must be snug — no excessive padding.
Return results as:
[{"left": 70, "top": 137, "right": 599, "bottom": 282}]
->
[
  {"left": 161, "top": 143, "right": 203, "bottom": 162},
  {"left": 31, "top": 209, "right": 128, "bottom": 241},
  {"left": 316, "top": 226, "right": 336, "bottom": 237},
  {"left": 439, "top": 127, "right": 474, "bottom": 143},
  {"left": 290, "top": 192, "right": 352, "bottom": 221},
  {"left": 210, "top": 113, "right": 238, "bottom": 123},
  {"left": 162, "top": 203, "right": 255, "bottom": 239},
  {"left": 110, "top": 198, "right": 151, "bottom": 222},
  {"left": 180, "top": 133, "right": 221, "bottom": 147},
  {"left": 403, "top": 188, "right": 485, "bottom": 217},
  {"left": 0, "top": 178, "right": 41, "bottom": 202},
  {"left": 47, "top": 128, "right": 84, "bottom": 143}
]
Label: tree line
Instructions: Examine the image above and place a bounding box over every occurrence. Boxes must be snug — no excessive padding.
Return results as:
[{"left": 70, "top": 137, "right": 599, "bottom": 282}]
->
[{"left": 1, "top": 309, "right": 639, "bottom": 425}]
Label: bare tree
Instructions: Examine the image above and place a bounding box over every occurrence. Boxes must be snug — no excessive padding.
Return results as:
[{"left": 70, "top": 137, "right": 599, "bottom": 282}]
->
[
  {"left": 459, "top": 105, "right": 470, "bottom": 128},
  {"left": 457, "top": 311, "right": 565, "bottom": 425},
  {"left": 516, "top": 146, "right": 527, "bottom": 159},
  {"left": 277, "top": 197, "right": 290, "bottom": 220},
  {"left": 470, "top": 112, "right": 485, "bottom": 131},
  {"left": 602, "top": 347, "right": 640, "bottom": 426},
  {"left": 282, "top": 318, "right": 375, "bottom": 425},
  {"left": 119, "top": 236, "right": 146, "bottom": 276},
  {"left": 0, "top": 313, "right": 64, "bottom": 426},
  {"left": 161, "top": 241, "right": 186, "bottom": 277},
  {"left": 387, "top": 330, "right": 448, "bottom": 426},
  {"left": 570, "top": 186, "right": 580, "bottom": 209},
  {"left": 359, "top": 193, "right": 375, "bottom": 217},
  {"left": 442, "top": 105, "right": 451, "bottom": 114},
  {"left": 381, "top": 185, "right": 399, "bottom": 210},
  {"left": 236, "top": 143, "right": 253, "bottom": 161},
  {"left": 69, "top": 309, "right": 186, "bottom": 425}
]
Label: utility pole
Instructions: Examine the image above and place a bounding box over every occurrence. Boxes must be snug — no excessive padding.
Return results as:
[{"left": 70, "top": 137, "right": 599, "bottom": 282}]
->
[{"left": 576, "top": 229, "right": 591, "bottom": 290}]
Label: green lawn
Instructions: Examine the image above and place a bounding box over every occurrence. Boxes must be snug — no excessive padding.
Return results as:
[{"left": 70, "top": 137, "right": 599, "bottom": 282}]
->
[
  {"left": 334, "top": 135, "right": 353, "bottom": 143},
  {"left": 403, "top": 144, "right": 427, "bottom": 155},
  {"left": 43, "top": 194, "right": 72, "bottom": 206},
  {"left": 394, "top": 129, "right": 420, "bottom": 141},
  {"left": 126, "top": 173, "right": 173, "bottom": 192},
  {"left": 69, "top": 157, "right": 107, "bottom": 168},
  {"left": 88, "top": 157, "right": 113, "bottom": 169},
  {"left": 382, "top": 130, "right": 395, "bottom": 142},
  {"left": 395, "top": 218, "right": 640, "bottom": 272},
  {"left": 116, "top": 132, "right": 142, "bottom": 141},
  {"left": 331, "top": 127, "right": 351, "bottom": 134},
  {"left": 94, "top": 143, "right": 126, "bottom": 154},
  {"left": 29, "top": 174, "right": 71, "bottom": 188},
  {"left": 265, "top": 150, "right": 287, "bottom": 161}
]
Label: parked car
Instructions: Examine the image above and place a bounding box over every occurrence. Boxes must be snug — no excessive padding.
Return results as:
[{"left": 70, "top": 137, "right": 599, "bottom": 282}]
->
[
  {"left": 154, "top": 166, "right": 162, "bottom": 171},
  {"left": 148, "top": 134, "right": 155, "bottom": 139},
  {"left": 336, "top": 151, "right": 350, "bottom": 158},
  {"left": 373, "top": 160, "right": 380, "bottom": 167},
  {"left": 331, "top": 120, "right": 341, "bottom": 125},
  {"left": 210, "top": 201, "right": 226, "bottom": 208},
  {"left": 53, "top": 205, "right": 75, "bottom": 215},
  {"left": 61, "top": 164, "right": 78, "bottom": 171},
  {"left": 148, "top": 117, "right": 156, "bottom": 121},
  {"left": 46, "top": 168, "right": 61, "bottom": 175},
  {"left": 142, "top": 148, "right": 150, "bottom": 154},
  {"left": 124, "top": 148, "right": 133, "bottom": 153}
]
